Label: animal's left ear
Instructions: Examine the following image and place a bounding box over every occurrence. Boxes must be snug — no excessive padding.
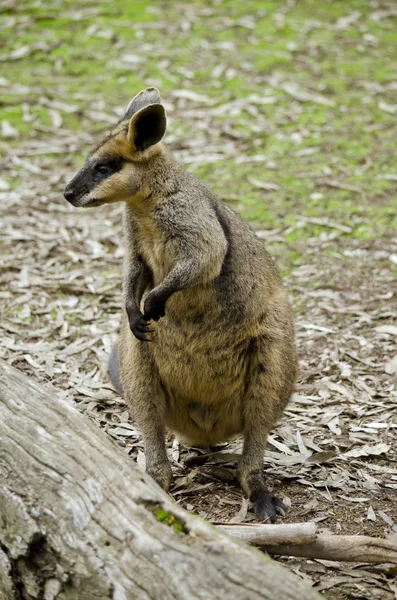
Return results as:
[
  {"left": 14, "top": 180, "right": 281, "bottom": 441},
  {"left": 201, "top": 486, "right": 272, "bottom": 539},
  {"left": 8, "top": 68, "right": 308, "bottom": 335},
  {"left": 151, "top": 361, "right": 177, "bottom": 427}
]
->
[
  {"left": 124, "top": 87, "right": 161, "bottom": 120},
  {"left": 127, "top": 104, "right": 166, "bottom": 152}
]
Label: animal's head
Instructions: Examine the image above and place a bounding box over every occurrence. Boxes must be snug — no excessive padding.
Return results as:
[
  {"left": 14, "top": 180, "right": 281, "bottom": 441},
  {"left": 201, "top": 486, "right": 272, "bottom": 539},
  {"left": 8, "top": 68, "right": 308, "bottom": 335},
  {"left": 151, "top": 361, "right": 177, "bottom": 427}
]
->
[{"left": 64, "top": 87, "right": 166, "bottom": 207}]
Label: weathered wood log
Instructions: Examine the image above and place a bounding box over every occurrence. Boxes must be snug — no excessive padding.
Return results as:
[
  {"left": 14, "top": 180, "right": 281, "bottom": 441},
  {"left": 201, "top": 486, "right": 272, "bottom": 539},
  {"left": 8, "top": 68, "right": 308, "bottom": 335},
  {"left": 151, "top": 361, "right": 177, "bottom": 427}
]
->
[
  {"left": 0, "top": 359, "right": 320, "bottom": 600},
  {"left": 216, "top": 523, "right": 397, "bottom": 564}
]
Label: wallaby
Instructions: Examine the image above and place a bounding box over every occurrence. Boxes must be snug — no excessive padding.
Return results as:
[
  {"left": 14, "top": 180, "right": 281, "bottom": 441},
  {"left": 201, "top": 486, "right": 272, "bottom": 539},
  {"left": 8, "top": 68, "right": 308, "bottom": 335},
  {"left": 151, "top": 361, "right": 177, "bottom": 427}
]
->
[{"left": 64, "top": 87, "right": 298, "bottom": 522}]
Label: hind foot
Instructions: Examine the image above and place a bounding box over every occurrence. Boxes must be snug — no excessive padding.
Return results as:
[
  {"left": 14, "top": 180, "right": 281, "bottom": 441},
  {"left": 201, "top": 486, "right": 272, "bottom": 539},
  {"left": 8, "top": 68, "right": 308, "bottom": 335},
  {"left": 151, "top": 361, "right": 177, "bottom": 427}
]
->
[
  {"left": 251, "top": 488, "right": 287, "bottom": 522},
  {"left": 146, "top": 460, "right": 173, "bottom": 492},
  {"left": 237, "top": 466, "right": 287, "bottom": 523}
]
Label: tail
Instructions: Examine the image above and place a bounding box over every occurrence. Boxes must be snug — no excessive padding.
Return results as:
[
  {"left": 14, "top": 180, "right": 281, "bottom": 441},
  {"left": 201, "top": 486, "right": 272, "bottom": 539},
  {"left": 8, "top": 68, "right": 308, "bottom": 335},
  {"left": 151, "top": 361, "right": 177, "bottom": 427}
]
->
[{"left": 109, "top": 343, "right": 123, "bottom": 396}]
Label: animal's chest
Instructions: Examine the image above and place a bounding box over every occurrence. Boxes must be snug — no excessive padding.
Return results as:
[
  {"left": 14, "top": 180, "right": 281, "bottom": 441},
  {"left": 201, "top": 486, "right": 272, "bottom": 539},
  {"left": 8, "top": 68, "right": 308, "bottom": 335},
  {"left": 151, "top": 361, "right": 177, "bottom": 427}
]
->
[{"left": 135, "top": 219, "right": 176, "bottom": 284}]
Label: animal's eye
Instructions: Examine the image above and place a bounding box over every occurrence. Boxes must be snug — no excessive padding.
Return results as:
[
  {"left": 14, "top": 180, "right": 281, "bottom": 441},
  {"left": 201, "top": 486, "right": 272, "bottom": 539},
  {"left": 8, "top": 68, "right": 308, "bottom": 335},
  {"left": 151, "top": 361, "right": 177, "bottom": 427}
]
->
[{"left": 96, "top": 164, "right": 112, "bottom": 175}]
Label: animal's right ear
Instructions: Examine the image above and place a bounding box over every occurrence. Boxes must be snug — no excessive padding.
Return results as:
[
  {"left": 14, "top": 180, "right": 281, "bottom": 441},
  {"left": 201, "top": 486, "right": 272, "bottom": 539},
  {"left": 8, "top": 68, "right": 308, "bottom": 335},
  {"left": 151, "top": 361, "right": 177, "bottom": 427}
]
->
[{"left": 127, "top": 104, "right": 166, "bottom": 153}]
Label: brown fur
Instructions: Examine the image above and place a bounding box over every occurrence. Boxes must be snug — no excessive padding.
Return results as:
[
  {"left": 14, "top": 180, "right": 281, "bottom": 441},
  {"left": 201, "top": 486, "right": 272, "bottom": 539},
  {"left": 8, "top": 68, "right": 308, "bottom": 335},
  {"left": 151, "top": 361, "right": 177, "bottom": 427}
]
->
[{"left": 64, "top": 88, "right": 298, "bottom": 521}]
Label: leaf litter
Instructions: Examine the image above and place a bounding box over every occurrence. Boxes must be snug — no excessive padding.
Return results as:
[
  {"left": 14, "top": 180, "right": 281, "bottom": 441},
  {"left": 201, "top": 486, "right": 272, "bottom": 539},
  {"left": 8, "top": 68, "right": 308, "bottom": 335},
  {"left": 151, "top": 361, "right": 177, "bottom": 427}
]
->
[{"left": 1, "top": 1, "right": 397, "bottom": 598}]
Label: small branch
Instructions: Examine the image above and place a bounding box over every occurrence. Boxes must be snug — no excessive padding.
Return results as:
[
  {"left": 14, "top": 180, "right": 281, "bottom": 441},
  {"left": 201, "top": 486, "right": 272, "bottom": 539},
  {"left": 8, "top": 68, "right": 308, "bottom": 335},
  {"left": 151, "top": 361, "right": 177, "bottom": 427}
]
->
[
  {"left": 315, "top": 178, "right": 363, "bottom": 195},
  {"left": 295, "top": 215, "right": 353, "bottom": 234},
  {"left": 215, "top": 523, "right": 397, "bottom": 564},
  {"left": 216, "top": 523, "right": 317, "bottom": 546},
  {"left": 266, "top": 535, "right": 397, "bottom": 564}
]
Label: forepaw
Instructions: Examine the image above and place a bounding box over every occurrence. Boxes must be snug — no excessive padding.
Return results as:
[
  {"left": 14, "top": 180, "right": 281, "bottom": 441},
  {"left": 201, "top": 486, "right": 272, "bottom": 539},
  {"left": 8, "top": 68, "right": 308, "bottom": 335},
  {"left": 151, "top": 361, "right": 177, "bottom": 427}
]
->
[
  {"left": 128, "top": 310, "right": 153, "bottom": 342},
  {"left": 252, "top": 490, "right": 287, "bottom": 523},
  {"left": 143, "top": 291, "right": 167, "bottom": 322}
]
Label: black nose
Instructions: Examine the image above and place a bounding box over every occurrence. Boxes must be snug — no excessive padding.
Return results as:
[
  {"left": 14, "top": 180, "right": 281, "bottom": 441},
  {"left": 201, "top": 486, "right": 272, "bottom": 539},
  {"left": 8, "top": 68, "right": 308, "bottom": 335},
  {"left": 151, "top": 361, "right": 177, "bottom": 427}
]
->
[{"left": 64, "top": 187, "right": 76, "bottom": 202}]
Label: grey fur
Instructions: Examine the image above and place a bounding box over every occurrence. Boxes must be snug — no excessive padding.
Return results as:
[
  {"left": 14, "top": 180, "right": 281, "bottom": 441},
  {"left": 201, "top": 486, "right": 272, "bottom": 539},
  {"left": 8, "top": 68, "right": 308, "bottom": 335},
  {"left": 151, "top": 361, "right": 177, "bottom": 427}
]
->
[{"left": 109, "top": 344, "right": 123, "bottom": 396}]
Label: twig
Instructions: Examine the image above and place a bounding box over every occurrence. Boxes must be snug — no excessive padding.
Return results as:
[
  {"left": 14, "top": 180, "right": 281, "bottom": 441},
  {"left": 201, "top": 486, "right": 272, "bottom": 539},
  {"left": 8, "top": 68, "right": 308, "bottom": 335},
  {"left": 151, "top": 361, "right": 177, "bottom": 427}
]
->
[
  {"left": 315, "top": 178, "right": 363, "bottom": 195},
  {"left": 266, "top": 535, "right": 397, "bottom": 564},
  {"left": 216, "top": 522, "right": 317, "bottom": 546},
  {"left": 295, "top": 215, "right": 352, "bottom": 234}
]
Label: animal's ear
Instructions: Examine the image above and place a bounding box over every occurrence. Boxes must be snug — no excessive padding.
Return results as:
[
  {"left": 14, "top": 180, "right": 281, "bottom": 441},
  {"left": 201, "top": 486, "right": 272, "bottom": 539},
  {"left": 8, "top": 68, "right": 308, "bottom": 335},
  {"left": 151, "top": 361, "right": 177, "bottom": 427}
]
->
[
  {"left": 124, "top": 87, "right": 162, "bottom": 120},
  {"left": 127, "top": 104, "right": 166, "bottom": 152}
]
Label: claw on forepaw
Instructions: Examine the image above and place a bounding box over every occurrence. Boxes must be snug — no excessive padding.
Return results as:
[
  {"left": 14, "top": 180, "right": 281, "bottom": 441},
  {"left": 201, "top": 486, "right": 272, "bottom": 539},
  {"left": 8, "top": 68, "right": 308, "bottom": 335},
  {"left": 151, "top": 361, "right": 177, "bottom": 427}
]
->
[
  {"left": 144, "top": 306, "right": 165, "bottom": 322},
  {"left": 128, "top": 311, "right": 154, "bottom": 342}
]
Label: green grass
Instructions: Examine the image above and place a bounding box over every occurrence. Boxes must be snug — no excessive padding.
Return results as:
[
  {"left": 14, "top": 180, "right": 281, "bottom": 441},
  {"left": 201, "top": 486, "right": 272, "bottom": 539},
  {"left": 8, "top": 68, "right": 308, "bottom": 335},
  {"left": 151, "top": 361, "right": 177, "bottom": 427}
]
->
[{"left": 1, "top": 0, "right": 396, "bottom": 250}]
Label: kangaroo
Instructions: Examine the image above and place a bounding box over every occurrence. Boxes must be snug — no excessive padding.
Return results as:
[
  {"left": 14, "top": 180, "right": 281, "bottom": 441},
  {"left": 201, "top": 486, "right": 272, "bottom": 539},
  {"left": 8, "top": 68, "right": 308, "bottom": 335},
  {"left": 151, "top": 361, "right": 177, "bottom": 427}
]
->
[{"left": 64, "top": 87, "right": 298, "bottom": 522}]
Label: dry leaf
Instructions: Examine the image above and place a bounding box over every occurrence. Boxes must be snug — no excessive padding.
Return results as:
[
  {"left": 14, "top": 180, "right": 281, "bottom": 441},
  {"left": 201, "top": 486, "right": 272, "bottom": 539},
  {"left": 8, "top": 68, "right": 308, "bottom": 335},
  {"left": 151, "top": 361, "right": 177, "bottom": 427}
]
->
[
  {"left": 229, "top": 497, "right": 249, "bottom": 523},
  {"left": 248, "top": 177, "right": 280, "bottom": 191},
  {"left": 2, "top": 119, "right": 19, "bottom": 138},
  {"left": 378, "top": 511, "right": 394, "bottom": 527},
  {"left": 283, "top": 83, "right": 335, "bottom": 106},
  {"left": 305, "top": 451, "right": 338, "bottom": 464},
  {"left": 340, "top": 443, "right": 390, "bottom": 459},
  {"left": 375, "top": 325, "right": 397, "bottom": 335},
  {"left": 385, "top": 355, "right": 397, "bottom": 375},
  {"left": 378, "top": 101, "right": 397, "bottom": 114}
]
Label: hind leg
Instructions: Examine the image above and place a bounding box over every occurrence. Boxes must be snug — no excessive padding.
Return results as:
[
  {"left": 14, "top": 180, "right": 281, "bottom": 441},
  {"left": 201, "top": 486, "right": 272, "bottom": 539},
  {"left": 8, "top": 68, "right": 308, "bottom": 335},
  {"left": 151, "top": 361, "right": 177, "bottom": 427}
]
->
[
  {"left": 238, "top": 338, "right": 297, "bottom": 522},
  {"left": 118, "top": 327, "right": 173, "bottom": 491},
  {"left": 237, "top": 429, "right": 286, "bottom": 523}
]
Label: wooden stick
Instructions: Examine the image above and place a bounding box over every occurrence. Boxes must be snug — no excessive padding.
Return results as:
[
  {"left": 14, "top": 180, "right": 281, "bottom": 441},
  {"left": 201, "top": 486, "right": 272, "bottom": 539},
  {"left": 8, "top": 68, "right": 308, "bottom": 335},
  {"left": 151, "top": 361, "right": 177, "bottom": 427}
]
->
[
  {"left": 216, "top": 523, "right": 317, "bottom": 546},
  {"left": 315, "top": 177, "right": 363, "bottom": 194},
  {"left": 266, "top": 535, "right": 397, "bottom": 564},
  {"left": 215, "top": 523, "right": 397, "bottom": 564}
]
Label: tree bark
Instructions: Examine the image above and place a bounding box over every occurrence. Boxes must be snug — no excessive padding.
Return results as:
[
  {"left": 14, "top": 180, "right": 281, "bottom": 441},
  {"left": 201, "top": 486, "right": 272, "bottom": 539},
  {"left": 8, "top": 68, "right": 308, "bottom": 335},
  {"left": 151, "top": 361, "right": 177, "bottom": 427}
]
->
[{"left": 0, "top": 359, "right": 320, "bottom": 600}]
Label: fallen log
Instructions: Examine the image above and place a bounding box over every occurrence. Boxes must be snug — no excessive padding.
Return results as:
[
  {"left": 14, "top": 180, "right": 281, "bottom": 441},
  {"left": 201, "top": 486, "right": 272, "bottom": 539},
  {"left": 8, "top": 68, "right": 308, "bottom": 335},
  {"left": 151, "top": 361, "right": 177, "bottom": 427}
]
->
[
  {"left": 216, "top": 523, "right": 397, "bottom": 564},
  {"left": 0, "top": 359, "right": 320, "bottom": 600}
]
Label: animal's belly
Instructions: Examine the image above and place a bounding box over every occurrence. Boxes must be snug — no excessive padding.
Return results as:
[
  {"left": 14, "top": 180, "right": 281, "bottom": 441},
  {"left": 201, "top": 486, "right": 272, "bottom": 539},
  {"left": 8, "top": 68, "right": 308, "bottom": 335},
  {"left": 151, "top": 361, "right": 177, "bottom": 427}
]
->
[
  {"left": 151, "top": 312, "right": 251, "bottom": 445},
  {"left": 158, "top": 345, "right": 243, "bottom": 397},
  {"left": 165, "top": 394, "right": 243, "bottom": 447}
]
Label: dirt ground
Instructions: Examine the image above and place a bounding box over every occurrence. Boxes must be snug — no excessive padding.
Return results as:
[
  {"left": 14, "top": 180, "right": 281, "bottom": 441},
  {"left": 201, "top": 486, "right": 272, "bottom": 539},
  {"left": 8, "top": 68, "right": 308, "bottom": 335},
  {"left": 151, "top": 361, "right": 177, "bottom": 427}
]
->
[{"left": 1, "top": 1, "right": 397, "bottom": 598}]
